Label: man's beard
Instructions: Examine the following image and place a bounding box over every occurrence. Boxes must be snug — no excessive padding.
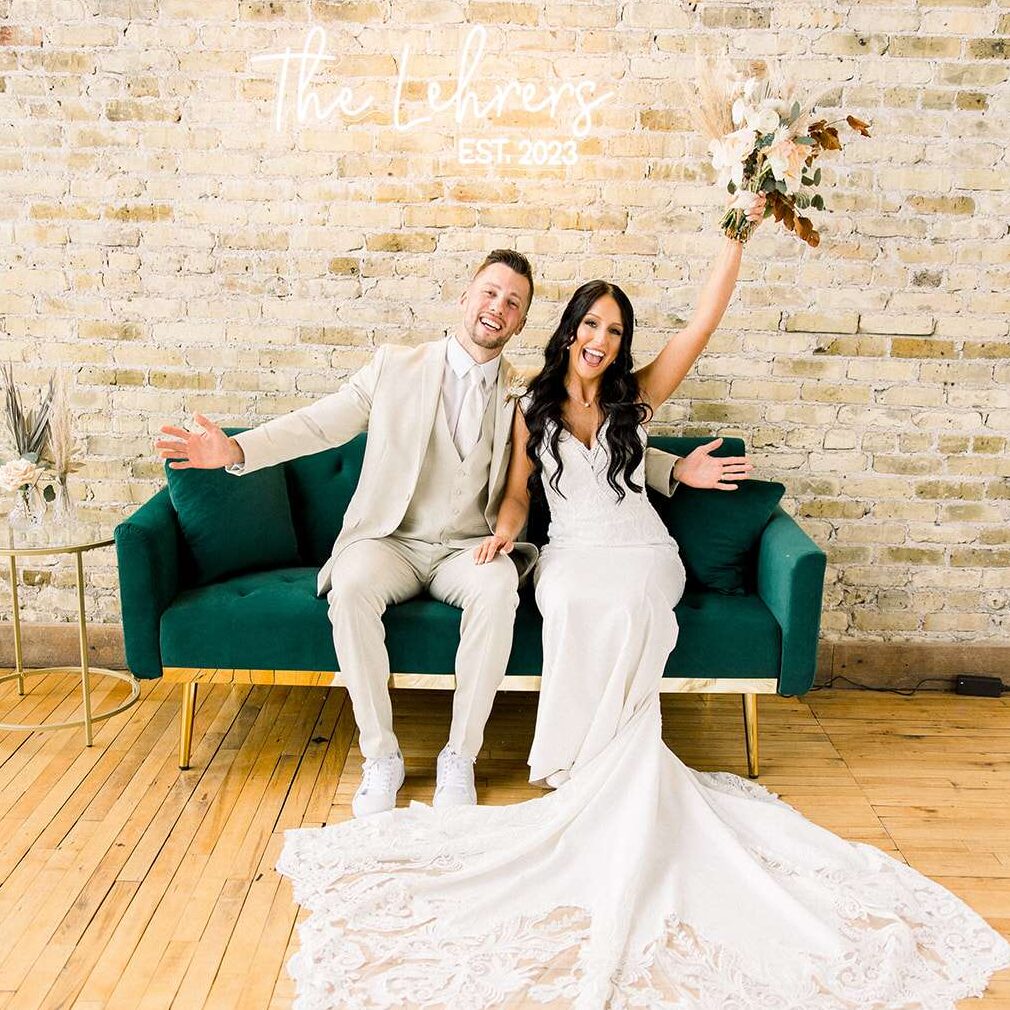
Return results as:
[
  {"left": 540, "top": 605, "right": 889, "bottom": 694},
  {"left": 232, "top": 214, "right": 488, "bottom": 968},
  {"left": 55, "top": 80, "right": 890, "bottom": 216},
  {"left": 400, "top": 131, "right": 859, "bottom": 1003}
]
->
[{"left": 468, "top": 322, "right": 510, "bottom": 351}]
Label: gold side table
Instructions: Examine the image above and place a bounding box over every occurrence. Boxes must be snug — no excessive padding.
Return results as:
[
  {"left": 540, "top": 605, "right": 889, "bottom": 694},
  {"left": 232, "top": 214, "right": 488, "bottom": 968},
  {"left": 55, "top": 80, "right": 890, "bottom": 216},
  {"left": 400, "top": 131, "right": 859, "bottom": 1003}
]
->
[{"left": 0, "top": 522, "right": 140, "bottom": 745}]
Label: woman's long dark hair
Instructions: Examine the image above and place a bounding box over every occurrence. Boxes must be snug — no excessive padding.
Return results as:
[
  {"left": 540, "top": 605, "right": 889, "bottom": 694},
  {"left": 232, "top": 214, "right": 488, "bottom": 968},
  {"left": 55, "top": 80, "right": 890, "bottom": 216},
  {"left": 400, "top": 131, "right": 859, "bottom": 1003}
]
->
[{"left": 525, "top": 280, "right": 652, "bottom": 502}]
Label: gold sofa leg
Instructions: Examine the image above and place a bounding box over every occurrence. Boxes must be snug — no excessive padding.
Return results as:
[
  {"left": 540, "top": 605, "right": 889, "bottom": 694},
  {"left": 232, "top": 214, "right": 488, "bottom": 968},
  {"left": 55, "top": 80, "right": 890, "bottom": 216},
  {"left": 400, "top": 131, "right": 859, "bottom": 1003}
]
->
[
  {"left": 179, "top": 683, "right": 197, "bottom": 770},
  {"left": 742, "top": 693, "right": 759, "bottom": 778}
]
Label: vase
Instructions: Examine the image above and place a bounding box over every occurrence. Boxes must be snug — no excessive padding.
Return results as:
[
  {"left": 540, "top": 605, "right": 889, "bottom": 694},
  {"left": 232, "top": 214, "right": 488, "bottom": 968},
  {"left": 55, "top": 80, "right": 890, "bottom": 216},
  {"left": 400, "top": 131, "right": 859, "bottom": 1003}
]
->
[
  {"left": 8, "top": 485, "right": 46, "bottom": 530},
  {"left": 50, "top": 478, "right": 78, "bottom": 529}
]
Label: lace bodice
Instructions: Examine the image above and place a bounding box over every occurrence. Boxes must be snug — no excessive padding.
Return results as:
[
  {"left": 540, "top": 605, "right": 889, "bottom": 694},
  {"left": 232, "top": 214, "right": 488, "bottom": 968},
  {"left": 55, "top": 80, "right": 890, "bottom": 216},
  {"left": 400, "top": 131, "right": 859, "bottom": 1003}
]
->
[{"left": 535, "top": 415, "right": 675, "bottom": 549}]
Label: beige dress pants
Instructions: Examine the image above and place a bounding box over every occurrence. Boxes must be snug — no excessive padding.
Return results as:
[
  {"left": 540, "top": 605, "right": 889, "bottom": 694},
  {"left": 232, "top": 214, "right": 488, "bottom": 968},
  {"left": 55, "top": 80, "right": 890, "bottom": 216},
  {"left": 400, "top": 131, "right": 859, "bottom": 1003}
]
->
[{"left": 326, "top": 536, "right": 520, "bottom": 761}]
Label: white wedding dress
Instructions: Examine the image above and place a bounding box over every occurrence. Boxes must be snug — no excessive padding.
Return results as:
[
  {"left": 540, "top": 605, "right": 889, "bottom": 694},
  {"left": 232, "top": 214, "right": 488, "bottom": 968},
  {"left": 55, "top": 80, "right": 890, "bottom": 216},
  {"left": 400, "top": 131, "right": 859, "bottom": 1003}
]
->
[{"left": 276, "top": 420, "right": 1010, "bottom": 1010}]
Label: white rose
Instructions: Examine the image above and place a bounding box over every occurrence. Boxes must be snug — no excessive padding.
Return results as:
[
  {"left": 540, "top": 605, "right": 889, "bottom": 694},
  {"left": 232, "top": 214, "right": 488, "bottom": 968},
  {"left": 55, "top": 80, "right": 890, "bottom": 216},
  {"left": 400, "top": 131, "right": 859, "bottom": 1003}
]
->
[
  {"left": 709, "top": 128, "right": 757, "bottom": 190},
  {"left": 748, "top": 99, "right": 781, "bottom": 135},
  {"left": 733, "top": 98, "right": 779, "bottom": 135},
  {"left": 0, "top": 457, "right": 44, "bottom": 493}
]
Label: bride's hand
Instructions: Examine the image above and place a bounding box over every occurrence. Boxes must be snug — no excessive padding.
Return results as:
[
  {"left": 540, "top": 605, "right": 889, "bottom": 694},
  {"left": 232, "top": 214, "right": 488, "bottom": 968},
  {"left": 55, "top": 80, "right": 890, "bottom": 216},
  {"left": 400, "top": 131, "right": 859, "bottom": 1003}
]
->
[
  {"left": 673, "top": 438, "right": 754, "bottom": 491},
  {"left": 727, "top": 191, "right": 767, "bottom": 228},
  {"left": 474, "top": 533, "right": 514, "bottom": 565}
]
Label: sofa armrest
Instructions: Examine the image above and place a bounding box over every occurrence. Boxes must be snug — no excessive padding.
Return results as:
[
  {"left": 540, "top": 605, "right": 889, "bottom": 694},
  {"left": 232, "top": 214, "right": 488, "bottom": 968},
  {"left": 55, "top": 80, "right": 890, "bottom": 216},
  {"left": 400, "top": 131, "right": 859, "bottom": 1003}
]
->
[
  {"left": 756, "top": 506, "right": 826, "bottom": 697},
  {"left": 114, "top": 487, "right": 182, "bottom": 679}
]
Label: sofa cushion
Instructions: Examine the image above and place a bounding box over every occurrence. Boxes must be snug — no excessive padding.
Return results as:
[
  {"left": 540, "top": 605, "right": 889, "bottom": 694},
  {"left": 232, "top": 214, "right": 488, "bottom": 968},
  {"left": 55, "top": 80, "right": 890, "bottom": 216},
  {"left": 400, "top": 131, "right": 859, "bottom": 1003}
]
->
[
  {"left": 664, "top": 586, "right": 781, "bottom": 676},
  {"left": 160, "top": 568, "right": 780, "bottom": 680},
  {"left": 512, "top": 586, "right": 780, "bottom": 678},
  {"left": 161, "top": 567, "right": 473, "bottom": 674},
  {"left": 285, "top": 433, "right": 367, "bottom": 566},
  {"left": 164, "top": 429, "right": 300, "bottom": 585},
  {"left": 652, "top": 477, "right": 785, "bottom": 595}
]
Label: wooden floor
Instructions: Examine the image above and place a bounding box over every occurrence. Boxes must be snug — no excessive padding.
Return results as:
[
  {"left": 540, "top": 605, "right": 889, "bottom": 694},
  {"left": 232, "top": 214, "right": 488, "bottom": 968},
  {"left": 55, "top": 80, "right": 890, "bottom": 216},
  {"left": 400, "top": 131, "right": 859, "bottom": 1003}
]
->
[{"left": 1, "top": 672, "right": 1009, "bottom": 1009}]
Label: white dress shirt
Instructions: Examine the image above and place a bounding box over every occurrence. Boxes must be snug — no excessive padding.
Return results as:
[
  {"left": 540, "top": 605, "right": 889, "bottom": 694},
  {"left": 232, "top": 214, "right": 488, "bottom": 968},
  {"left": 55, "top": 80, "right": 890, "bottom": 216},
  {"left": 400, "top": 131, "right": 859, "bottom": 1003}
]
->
[{"left": 443, "top": 336, "right": 500, "bottom": 455}]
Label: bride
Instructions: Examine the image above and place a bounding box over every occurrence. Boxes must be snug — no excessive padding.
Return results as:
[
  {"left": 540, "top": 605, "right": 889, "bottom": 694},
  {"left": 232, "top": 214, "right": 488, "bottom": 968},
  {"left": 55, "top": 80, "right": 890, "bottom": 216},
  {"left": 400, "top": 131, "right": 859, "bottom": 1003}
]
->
[{"left": 276, "top": 211, "right": 1010, "bottom": 1008}]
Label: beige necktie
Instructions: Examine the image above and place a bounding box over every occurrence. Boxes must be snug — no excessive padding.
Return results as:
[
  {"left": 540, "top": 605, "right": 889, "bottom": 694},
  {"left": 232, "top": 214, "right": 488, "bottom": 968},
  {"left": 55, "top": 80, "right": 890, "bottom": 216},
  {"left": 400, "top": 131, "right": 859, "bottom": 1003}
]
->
[{"left": 454, "top": 369, "right": 485, "bottom": 458}]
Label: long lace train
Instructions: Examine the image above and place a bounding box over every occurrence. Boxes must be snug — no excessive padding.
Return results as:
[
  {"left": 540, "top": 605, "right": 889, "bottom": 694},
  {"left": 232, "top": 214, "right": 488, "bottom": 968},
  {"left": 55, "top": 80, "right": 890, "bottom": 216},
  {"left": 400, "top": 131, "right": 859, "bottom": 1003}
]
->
[{"left": 276, "top": 701, "right": 1010, "bottom": 1010}]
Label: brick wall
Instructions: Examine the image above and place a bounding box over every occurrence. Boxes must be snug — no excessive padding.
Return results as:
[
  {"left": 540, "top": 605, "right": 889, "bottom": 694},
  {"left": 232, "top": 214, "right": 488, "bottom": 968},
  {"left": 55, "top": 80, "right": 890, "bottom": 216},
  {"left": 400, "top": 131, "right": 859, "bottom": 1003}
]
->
[{"left": 1, "top": 1, "right": 1008, "bottom": 645}]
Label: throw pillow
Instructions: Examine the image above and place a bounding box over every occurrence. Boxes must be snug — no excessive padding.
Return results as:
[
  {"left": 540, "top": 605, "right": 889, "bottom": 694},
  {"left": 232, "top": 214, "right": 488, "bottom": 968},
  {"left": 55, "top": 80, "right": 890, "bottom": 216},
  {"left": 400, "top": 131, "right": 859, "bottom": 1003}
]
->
[
  {"left": 165, "top": 428, "right": 300, "bottom": 585},
  {"left": 656, "top": 478, "right": 785, "bottom": 594}
]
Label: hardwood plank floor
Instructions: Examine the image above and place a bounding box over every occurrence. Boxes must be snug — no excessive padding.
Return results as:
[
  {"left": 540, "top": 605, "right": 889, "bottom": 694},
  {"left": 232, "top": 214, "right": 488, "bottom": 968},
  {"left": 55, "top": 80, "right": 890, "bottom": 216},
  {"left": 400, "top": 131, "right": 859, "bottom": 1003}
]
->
[{"left": 1, "top": 672, "right": 1008, "bottom": 1008}]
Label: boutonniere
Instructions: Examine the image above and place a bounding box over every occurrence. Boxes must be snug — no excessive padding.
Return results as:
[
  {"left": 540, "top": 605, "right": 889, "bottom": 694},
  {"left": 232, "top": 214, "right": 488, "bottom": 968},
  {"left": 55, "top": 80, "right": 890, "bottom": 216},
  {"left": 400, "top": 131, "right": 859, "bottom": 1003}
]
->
[{"left": 504, "top": 376, "right": 528, "bottom": 403}]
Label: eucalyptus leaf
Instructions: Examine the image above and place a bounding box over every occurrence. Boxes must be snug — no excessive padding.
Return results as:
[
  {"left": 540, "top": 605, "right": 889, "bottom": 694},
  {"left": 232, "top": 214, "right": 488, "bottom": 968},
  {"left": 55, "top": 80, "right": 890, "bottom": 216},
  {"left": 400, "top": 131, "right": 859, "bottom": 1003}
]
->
[{"left": 814, "top": 167, "right": 822, "bottom": 185}]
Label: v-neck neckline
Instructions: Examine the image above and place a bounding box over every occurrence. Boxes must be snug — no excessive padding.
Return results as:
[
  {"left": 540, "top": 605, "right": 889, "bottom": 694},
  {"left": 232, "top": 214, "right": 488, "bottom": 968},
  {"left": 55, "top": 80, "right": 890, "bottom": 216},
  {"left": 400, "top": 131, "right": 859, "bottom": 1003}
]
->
[{"left": 561, "top": 416, "right": 608, "bottom": 456}]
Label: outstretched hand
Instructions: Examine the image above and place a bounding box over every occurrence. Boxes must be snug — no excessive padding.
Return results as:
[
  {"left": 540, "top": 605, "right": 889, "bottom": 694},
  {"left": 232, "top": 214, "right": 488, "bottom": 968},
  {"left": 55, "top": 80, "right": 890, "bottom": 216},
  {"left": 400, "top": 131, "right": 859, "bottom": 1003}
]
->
[
  {"left": 156, "top": 414, "right": 243, "bottom": 470},
  {"left": 673, "top": 438, "right": 754, "bottom": 491},
  {"left": 473, "top": 533, "right": 514, "bottom": 565}
]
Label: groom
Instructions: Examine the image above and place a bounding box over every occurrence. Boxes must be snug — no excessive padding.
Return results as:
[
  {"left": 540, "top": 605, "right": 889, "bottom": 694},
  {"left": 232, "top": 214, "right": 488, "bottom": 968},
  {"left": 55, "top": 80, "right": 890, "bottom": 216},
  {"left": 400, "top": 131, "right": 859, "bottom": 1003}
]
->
[{"left": 157, "top": 250, "right": 682, "bottom": 817}]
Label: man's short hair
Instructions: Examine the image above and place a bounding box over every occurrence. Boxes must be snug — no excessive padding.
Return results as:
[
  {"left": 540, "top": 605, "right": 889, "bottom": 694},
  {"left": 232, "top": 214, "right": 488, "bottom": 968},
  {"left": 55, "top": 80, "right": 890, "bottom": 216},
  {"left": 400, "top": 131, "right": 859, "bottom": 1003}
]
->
[{"left": 473, "top": 249, "right": 534, "bottom": 309}]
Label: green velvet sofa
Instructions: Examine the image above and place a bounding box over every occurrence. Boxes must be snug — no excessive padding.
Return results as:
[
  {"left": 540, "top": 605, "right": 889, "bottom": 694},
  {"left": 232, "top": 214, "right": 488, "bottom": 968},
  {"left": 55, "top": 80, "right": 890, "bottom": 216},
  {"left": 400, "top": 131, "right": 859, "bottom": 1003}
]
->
[{"left": 115, "top": 434, "right": 826, "bottom": 778}]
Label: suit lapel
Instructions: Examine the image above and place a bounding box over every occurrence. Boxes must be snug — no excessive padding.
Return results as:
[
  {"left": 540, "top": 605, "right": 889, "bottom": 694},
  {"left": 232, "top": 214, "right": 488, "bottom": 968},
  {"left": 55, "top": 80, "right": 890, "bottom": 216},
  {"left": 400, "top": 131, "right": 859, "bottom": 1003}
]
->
[
  {"left": 409, "top": 338, "right": 449, "bottom": 474},
  {"left": 488, "top": 356, "right": 517, "bottom": 493}
]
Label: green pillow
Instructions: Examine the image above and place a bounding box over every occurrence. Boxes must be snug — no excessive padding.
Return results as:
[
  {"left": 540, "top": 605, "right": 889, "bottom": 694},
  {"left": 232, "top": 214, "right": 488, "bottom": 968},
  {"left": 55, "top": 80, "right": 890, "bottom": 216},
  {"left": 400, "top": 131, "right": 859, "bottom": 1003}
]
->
[
  {"left": 164, "top": 429, "right": 300, "bottom": 586},
  {"left": 659, "top": 478, "right": 785, "bottom": 594}
]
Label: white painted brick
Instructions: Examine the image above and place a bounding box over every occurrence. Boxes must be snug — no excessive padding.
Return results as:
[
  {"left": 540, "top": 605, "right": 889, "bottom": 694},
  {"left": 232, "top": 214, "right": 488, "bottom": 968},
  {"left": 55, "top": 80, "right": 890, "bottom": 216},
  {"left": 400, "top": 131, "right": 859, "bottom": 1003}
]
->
[{"left": 4, "top": 4, "right": 1007, "bottom": 645}]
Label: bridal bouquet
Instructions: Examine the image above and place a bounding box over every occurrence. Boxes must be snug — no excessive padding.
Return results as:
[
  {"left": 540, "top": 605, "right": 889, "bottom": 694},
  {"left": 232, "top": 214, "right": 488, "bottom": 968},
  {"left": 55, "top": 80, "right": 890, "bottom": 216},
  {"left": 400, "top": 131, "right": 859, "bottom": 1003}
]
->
[{"left": 693, "top": 61, "right": 871, "bottom": 246}]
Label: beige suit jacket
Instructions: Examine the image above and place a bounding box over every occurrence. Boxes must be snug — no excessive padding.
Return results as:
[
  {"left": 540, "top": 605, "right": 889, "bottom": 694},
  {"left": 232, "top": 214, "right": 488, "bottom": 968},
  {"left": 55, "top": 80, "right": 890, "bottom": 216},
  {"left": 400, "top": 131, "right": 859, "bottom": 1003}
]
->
[{"left": 232, "top": 338, "right": 681, "bottom": 596}]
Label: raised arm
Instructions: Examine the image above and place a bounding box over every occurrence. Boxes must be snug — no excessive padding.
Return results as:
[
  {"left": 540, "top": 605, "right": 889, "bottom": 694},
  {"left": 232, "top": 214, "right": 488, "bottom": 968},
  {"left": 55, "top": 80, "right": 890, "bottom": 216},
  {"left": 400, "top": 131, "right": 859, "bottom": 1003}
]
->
[
  {"left": 156, "top": 346, "right": 385, "bottom": 475},
  {"left": 474, "top": 406, "right": 534, "bottom": 565},
  {"left": 636, "top": 198, "right": 765, "bottom": 411}
]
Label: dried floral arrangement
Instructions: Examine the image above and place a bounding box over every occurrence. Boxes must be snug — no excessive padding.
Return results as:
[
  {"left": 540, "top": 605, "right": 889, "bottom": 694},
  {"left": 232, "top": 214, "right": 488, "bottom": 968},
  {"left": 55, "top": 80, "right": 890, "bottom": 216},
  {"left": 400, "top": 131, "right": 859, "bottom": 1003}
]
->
[
  {"left": 692, "top": 59, "right": 871, "bottom": 245},
  {"left": 0, "top": 363, "right": 50, "bottom": 494},
  {"left": 46, "top": 369, "right": 82, "bottom": 485}
]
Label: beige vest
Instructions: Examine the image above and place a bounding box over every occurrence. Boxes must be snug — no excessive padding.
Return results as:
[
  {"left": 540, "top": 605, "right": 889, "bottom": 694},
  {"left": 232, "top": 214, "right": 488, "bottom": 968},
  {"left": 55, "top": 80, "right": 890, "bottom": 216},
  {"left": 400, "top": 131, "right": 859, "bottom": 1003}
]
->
[{"left": 395, "top": 390, "right": 496, "bottom": 545}]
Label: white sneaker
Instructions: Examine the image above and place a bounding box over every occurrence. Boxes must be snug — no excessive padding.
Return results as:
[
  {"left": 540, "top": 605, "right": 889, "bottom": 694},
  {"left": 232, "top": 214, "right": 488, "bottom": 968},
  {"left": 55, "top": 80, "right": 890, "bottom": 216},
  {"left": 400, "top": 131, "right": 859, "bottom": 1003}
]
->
[
  {"left": 433, "top": 745, "right": 477, "bottom": 808},
  {"left": 352, "top": 749, "right": 405, "bottom": 818}
]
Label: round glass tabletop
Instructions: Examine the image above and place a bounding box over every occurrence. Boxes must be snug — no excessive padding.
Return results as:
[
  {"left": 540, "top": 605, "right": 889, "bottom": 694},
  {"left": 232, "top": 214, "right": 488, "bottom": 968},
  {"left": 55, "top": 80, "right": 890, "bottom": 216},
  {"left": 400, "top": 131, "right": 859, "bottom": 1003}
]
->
[{"left": 0, "top": 518, "right": 118, "bottom": 556}]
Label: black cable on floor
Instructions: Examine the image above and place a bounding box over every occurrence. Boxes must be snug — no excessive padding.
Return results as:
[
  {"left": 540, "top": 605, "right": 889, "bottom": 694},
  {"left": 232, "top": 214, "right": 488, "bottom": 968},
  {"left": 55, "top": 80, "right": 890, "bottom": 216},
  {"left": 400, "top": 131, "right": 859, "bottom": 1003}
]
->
[{"left": 807, "top": 675, "right": 956, "bottom": 697}]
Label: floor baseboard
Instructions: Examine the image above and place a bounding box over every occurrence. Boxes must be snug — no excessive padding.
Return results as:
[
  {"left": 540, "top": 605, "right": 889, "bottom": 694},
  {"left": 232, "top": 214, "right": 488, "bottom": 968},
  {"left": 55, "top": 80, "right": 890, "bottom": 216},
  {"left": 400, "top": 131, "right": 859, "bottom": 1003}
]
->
[
  {"left": 0, "top": 622, "right": 127, "bottom": 670},
  {"left": 816, "top": 640, "right": 1010, "bottom": 692}
]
